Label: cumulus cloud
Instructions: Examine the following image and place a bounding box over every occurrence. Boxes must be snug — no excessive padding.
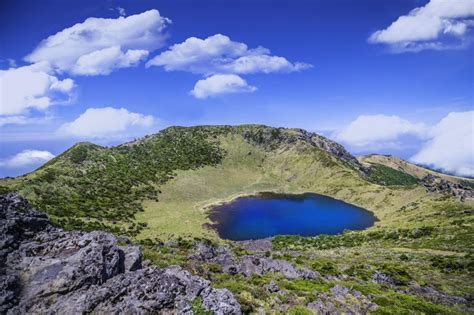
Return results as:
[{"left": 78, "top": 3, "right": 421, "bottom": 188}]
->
[
  {"left": 58, "top": 107, "right": 154, "bottom": 138},
  {"left": 332, "top": 114, "right": 428, "bottom": 148},
  {"left": 73, "top": 46, "right": 148, "bottom": 76},
  {"left": 0, "top": 150, "right": 55, "bottom": 168},
  {"left": 369, "top": 0, "right": 474, "bottom": 52},
  {"left": 0, "top": 62, "right": 75, "bottom": 116},
  {"left": 146, "top": 34, "right": 310, "bottom": 97},
  {"left": 191, "top": 74, "right": 257, "bottom": 99},
  {"left": 410, "top": 111, "right": 474, "bottom": 177},
  {"left": 333, "top": 112, "right": 474, "bottom": 177},
  {"left": 147, "top": 34, "right": 311, "bottom": 75},
  {"left": 25, "top": 10, "right": 170, "bottom": 75}
]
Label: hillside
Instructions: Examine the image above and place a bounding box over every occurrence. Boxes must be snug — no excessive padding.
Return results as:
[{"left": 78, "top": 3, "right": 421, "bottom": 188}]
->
[
  {"left": 360, "top": 154, "right": 474, "bottom": 202},
  {"left": 1, "top": 124, "right": 473, "bottom": 314},
  {"left": 0, "top": 125, "right": 424, "bottom": 236},
  {"left": 359, "top": 154, "right": 472, "bottom": 185}
]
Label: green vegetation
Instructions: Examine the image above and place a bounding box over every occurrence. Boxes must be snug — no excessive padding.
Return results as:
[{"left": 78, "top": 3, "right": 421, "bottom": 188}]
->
[
  {"left": 191, "top": 297, "right": 212, "bottom": 315},
  {"left": 134, "top": 236, "right": 473, "bottom": 314},
  {"left": 1, "top": 124, "right": 473, "bottom": 313},
  {"left": 1, "top": 124, "right": 444, "bottom": 239},
  {"left": 1, "top": 127, "right": 224, "bottom": 235},
  {"left": 368, "top": 163, "right": 419, "bottom": 186},
  {"left": 373, "top": 292, "right": 460, "bottom": 315}
]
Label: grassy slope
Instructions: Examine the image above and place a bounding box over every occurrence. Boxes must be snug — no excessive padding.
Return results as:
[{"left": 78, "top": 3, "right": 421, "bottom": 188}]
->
[
  {"left": 136, "top": 133, "right": 450, "bottom": 241},
  {"left": 359, "top": 154, "right": 473, "bottom": 184},
  {"left": 2, "top": 125, "right": 473, "bottom": 313},
  {"left": 135, "top": 134, "right": 473, "bottom": 312}
]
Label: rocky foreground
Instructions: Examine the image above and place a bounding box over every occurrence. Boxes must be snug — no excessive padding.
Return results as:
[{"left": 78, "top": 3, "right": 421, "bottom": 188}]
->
[
  {"left": 1, "top": 193, "right": 473, "bottom": 314},
  {"left": 0, "top": 194, "right": 241, "bottom": 314}
]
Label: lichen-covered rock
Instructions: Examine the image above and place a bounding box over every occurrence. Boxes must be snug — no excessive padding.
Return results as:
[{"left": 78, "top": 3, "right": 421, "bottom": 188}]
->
[
  {"left": 421, "top": 174, "right": 474, "bottom": 201},
  {"left": 119, "top": 245, "right": 142, "bottom": 272},
  {"left": 190, "top": 241, "right": 319, "bottom": 280},
  {"left": 372, "top": 271, "right": 395, "bottom": 286},
  {"left": 236, "top": 255, "right": 319, "bottom": 280},
  {"left": 307, "top": 285, "right": 377, "bottom": 314},
  {"left": 407, "top": 284, "right": 468, "bottom": 307},
  {"left": 264, "top": 280, "right": 280, "bottom": 293},
  {"left": 0, "top": 194, "right": 241, "bottom": 314},
  {"left": 237, "top": 238, "right": 272, "bottom": 252}
]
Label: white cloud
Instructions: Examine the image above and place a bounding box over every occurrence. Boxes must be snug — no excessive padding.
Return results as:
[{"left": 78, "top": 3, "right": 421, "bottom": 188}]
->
[
  {"left": 117, "top": 7, "right": 126, "bottom": 17},
  {"left": 0, "top": 116, "right": 30, "bottom": 126},
  {"left": 58, "top": 107, "right": 154, "bottom": 138},
  {"left": 191, "top": 74, "right": 257, "bottom": 99},
  {"left": 147, "top": 34, "right": 311, "bottom": 75},
  {"left": 6, "top": 59, "right": 17, "bottom": 67},
  {"left": 332, "top": 114, "right": 428, "bottom": 148},
  {"left": 333, "top": 112, "right": 474, "bottom": 177},
  {"left": 369, "top": 0, "right": 474, "bottom": 52},
  {"left": 410, "top": 111, "right": 474, "bottom": 177},
  {"left": 0, "top": 62, "right": 75, "bottom": 116},
  {"left": 25, "top": 9, "right": 170, "bottom": 75},
  {"left": 73, "top": 46, "right": 148, "bottom": 76},
  {"left": 0, "top": 115, "right": 53, "bottom": 127},
  {"left": 147, "top": 34, "right": 310, "bottom": 97},
  {"left": 0, "top": 150, "right": 55, "bottom": 168}
]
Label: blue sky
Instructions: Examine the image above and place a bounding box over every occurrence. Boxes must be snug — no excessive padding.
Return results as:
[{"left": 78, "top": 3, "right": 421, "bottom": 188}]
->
[{"left": 1, "top": 0, "right": 473, "bottom": 177}]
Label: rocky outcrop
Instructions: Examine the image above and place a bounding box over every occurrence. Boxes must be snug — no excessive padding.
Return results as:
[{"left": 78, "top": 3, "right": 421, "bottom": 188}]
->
[
  {"left": 190, "top": 241, "right": 318, "bottom": 280},
  {"left": 237, "top": 238, "right": 272, "bottom": 252},
  {"left": 307, "top": 284, "right": 378, "bottom": 314},
  {"left": 0, "top": 194, "right": 241, "bottom": 314},
  {"left": 421, "top": 174, "right": 474, "bottom": 201},
  {"left": 239, "top": 125, "right": 366, "bottom": 173},
  {"left": 236, "top": 255, "right": 319, "bottom": 279}
]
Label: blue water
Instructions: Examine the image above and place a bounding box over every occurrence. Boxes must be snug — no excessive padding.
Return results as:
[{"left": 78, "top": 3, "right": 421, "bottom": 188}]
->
[{"left": 209, "top": 192, "right": 377, "bottom": 241}]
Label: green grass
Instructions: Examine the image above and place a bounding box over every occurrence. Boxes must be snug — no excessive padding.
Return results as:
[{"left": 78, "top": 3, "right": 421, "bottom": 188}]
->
[
  {"left": 372, "top": 292, "right": 462, "bottom": 315},
  {"left": 368, "top": 163, "right": 419, "bottom": 186}
]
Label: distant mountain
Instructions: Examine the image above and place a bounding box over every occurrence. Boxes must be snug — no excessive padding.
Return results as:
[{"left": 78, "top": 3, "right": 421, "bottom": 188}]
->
[{"left": 359, "top": 154, "right": 471, "bottom": 184}]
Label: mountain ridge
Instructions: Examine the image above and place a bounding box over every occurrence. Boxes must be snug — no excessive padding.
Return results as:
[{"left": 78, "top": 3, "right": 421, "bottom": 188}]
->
[{"left": 1, "top": 124, "right": 472, "bottom": 239}]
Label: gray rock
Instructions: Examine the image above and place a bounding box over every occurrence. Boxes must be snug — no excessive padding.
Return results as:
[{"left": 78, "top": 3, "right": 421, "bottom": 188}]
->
[
  {"left": 372, "top": 271, "right": 395, "bottom": 286},
  {"left": 190, "top": 236, "right": 317, "bottom": 281},
  {"left": 235, "top": 255, "right": 318, "bottom": 280},
  {"left": 408, "top": 283, "right": 468, "bottom": 307},
  {"left": 421, "top": 174, "right": 474, "bottom": 201},
  {"left": 264, "top": 280, "right": 280, "bottom": 293},
  {"left": 308, "top": 285, "right": 377, "bottom": 315},
  {"left": 190, "top": 241, "right": 218, "bottom": 260},
  {"left": 0, "top": 194, "right": 241, "bottom": 314},
  {"left": 119, "top": 245, "right": 142, "bottom": 272},
  {"left": 237, "top": 238, "right": 272, "bottom": 253}
]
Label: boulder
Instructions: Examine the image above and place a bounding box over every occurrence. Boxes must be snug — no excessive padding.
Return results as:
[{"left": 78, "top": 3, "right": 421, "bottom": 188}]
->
[{"left": 0, "top": 194, "right": 241, "bottom": 314}]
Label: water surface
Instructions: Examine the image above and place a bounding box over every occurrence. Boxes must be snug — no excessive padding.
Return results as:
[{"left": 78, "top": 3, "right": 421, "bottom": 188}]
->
[{"left": 209, "top": 192, "right": 377, "bottom": 241}]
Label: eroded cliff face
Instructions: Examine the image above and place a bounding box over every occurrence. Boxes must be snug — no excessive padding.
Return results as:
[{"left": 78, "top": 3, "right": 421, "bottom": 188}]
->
[{"left": 0, "top": 194, "right": 241, "bottom": 314}]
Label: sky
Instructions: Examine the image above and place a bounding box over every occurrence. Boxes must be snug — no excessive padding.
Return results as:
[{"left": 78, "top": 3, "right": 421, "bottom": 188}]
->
[{"left": 0, "top": 0, "right": 473, "bottom": 178}]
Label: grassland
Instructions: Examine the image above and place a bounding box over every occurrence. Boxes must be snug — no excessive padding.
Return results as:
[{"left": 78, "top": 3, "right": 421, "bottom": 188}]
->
[
  {"left": 135, "top": 132, "right": 449, "bottom": 242},
  {"left": 1, "top": 124, "right": 473, "bottom": 313}
]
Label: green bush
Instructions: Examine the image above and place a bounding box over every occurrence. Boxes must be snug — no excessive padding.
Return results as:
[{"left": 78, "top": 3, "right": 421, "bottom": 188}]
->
[{"left": 368, "top": 163, "right": 419, "bottom": 186}]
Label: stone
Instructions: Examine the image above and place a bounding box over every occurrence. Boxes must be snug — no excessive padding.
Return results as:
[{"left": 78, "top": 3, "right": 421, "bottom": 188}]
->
[
  {"left": 308, "top": 284, "right": 377, "bottom": 314},
  {"left": 372, "top": 271, "right": 395, "bottom": 286},
  {"left": 264, "top": 280, "right": 280, "bottom": 293},
  {"left": 237, "top": 238, "right": 272, "bottom": 253},
  {"left": 119, "top": 245, "right": 142, "bottom": 272},
  {"left": 0, "top": 194, "right": 241, "bottom": 314}
]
